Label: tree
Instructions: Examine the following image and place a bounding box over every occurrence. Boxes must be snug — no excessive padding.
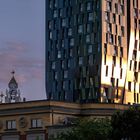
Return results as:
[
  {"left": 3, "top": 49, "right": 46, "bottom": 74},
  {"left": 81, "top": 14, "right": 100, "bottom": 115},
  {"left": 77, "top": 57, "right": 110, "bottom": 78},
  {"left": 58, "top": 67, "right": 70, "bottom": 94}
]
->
[
  {"left": 50, "top": 118, "right": 112, "bottom": 140},
  {"left": 111, "top": 107, "right": 140, "bottom": 140}
]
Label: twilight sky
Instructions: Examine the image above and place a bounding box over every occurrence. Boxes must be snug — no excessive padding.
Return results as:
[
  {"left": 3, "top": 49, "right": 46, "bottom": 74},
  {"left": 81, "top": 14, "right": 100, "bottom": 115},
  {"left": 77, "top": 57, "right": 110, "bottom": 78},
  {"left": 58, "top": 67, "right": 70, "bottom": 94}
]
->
[{"left": 0, "top": 0, "right": 46, "bottom": 100}]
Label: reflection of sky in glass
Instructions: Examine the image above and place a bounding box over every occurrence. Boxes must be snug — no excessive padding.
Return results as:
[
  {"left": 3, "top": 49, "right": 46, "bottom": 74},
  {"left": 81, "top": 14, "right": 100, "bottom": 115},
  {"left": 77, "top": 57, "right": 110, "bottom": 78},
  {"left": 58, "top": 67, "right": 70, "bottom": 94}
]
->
[{"left": 0, "top": 0, "right": 46, "bottom": 100}]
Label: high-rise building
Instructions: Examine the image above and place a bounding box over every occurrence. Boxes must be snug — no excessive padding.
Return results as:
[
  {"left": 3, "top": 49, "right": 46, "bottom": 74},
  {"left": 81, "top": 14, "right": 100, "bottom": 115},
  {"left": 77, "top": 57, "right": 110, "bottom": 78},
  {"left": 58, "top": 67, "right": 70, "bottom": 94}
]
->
[{"left": 46, "top": 0, "right": 140, "bottom": 104}]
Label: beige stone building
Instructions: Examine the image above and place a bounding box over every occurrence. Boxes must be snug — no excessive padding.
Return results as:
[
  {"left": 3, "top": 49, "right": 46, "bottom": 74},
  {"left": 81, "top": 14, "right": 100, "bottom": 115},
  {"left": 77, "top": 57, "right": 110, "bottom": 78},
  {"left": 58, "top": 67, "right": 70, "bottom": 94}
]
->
[{"left": 0, "top": 100, "right": 130, "bottom": 140}]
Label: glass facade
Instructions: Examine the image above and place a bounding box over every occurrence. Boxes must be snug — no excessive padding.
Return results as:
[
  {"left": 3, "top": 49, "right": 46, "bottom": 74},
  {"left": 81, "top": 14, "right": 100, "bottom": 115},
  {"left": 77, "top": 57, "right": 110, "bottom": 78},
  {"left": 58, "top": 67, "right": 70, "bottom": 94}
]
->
[
  {"left": 46, "top": 0, "right": 140, "bottom": 104},
  {"left": 46, "top": 0, "right": 101, "bottom": 102}
]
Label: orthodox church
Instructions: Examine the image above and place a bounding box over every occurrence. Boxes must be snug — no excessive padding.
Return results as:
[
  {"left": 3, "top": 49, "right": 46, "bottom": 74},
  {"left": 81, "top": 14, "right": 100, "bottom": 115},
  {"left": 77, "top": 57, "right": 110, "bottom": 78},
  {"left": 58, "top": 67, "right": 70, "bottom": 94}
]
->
[{"left": 5, "top": 71, "right": 21, "bottom": 103}]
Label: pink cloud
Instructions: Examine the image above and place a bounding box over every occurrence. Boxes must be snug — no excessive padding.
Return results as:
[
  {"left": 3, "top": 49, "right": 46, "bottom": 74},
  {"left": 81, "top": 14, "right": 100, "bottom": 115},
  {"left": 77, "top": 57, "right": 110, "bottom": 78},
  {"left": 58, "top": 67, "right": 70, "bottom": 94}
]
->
[{"left": 0, "top": 41, "right": 45, "bottom": 86}]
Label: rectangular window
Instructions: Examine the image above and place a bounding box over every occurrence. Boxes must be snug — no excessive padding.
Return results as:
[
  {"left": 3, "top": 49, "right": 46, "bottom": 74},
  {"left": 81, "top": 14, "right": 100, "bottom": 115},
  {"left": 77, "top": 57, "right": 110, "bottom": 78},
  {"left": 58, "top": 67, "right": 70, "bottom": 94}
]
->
[
  {"left": 78, "top": 25, "right": 83, "bottom": 33},
  {"left": 107, "top": 23, "right": 112, "bottom": 32},
  {"left": 128, "top": 82, "right": 131, "bottom": 91},
  {"left": 59, "top": 9, "right": 63, "bottom": 17},
  {"left": 120, "top": 69, "right": 123, "bottom": 79},
  {"left": 112, "top": 14, "right": 116, "bottom": 23},
  {"left": 79, "top": 3, "right": 84, "bottom": 12},
  {"left": 57, "top": 50, "right": 61, "bottom": 58},
  {"left": 118, "top": 36, "right": 121, "bottom": 46},
  {"left": 88, "top": 13, "right": 93, "bottom": 21},
  {"left": 69, "top": 38, "right": 74, "bottom": 46},
  {"left": 61, "top": 60, "right": 65, "bottom": 69},
  {"left": 31, "top": 119, "right": 42, "bottom": 128},
  {"left": 88, "top": 45, "right": 92, "bottom": 53},
  {"left": 62, "top": 18, "right": 66, "bottom": 27},
  {"left": 106, "top": 1, "right": 111, "bottom": 11},
  {"left": 87, "top": 2, "right": 92, "bottom": 11},
  {"left": 86, "top": 34, "right": 91, "bottom": 43},
  {"left": 79, "top": 57, "right": 83, "bottom": 65},
  {"left": 52, "top": 62, "right": 56, "bottom": 70},
  {"left": 109, "top": 34, "right": 113, "bottom": 44},
  {"left": 6, "top": 120, "right": 16, "bottom": 130},
  {"left": 64, "top": 70, "right": 68, "bottom": 78},
  {"left": 106, "top": 66, "right": 108, "bottom": 76},
  {"left": 53, "top": 10, "right": 58, "bottom": 18},
  {"left": 68, "top": 28, "right": 72, "bottom": 36},
  {"left": 113, "top": 56, "right": 116, "bottom": 66},
  {"left": 120, "top": 5, "right": 124, "bottom": 15},
  {"left": 121, "top": 26, "right": 124, "bottom": 36},
  {"left": 105, "top": 12, "right": 109, "bottom": 21}
]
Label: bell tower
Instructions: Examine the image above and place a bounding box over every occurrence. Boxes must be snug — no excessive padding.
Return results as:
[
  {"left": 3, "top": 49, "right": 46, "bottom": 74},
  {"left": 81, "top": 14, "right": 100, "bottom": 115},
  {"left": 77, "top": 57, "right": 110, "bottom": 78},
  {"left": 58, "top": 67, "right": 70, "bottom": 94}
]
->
[{"left": 5, "top": 71, "right": 21, "bottom": 103}]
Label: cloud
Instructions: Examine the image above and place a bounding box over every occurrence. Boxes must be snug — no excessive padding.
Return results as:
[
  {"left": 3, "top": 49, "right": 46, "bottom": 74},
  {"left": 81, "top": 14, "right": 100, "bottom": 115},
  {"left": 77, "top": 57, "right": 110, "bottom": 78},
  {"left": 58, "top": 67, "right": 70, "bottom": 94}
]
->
[{"left": 0, "top": 40, "right": 45, "bottom": 86}]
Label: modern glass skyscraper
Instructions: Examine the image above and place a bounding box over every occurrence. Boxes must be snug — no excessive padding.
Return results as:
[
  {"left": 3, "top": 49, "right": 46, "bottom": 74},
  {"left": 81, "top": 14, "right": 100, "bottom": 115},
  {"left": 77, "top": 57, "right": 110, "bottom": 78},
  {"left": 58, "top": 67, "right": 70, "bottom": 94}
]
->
[{"left": 46, "top": 0, "right": 140, "bottom": 104}]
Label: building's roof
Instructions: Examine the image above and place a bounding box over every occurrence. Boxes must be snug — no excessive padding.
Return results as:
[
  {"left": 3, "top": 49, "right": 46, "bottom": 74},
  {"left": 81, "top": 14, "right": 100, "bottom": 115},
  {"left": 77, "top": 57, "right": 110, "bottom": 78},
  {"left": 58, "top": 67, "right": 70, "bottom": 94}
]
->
[{"left": 8, "top": 76, "right": 18, "bottom": 87}]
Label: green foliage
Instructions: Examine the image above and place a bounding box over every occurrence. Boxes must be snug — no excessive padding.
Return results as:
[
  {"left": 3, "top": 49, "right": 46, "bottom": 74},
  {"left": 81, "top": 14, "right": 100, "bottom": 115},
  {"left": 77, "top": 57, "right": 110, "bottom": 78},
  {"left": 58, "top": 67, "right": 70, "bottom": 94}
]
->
[
  {"left": 111, "top": 107, "right": 140, "bottom": 140},
  {"left": 50, "top": 107, "right": 140, "bottom": 140},
  {"left": 50, "top": 118, "right": 112, "bottom": 140}
]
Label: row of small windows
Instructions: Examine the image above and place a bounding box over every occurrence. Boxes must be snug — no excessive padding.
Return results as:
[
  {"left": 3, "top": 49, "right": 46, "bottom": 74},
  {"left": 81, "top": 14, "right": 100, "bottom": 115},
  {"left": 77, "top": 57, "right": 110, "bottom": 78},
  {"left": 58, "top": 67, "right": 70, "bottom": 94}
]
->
[
  {"left": 105, "top": 65, "right": 123, "bottom": 79},
  {"left": 128, "top": 81, "right": 140, "bottom": 93},
  {"left": 129, "top": 60, "right": 140, "bottom": 72},
  {"left": 6, "top": 119, "right": 42, "bottom": 130},
  {"left": 49, "top": 0, "right": 99, "bottom": 11},
  {"left": 106, "top": 23, "right": 124, "bottom": 36},
  {"left": 105, "top": 12, "right": 124, "bottom": 26},
  {"left": 49, "top": 0, "right": 72, "bottom": 9},
  {"left": 50, "top": 55, "right": 96, "bottom": 71},
  {"left": 49, "top": 33, "right": 99, "bottom": 46},
  {"left": 106, "top": 33, "right": 122, "bottom": 46},
  {"left": 49, "top": 12, "right": 98, "bottom": 30},
  {"left": 48, "top": 43, "right": 99, "bottom": 61},
  {"left": 48, "top": 23, "right": 99, "bottom": 38},
  {"left": 106, "top": 1, "right": 125, "bottom": 15},
  {"left": 52, "top": 78, "right": 99, "bottom": 92},
  {"left": 104, "top": 43, "right": 123, "bottom": 57}
]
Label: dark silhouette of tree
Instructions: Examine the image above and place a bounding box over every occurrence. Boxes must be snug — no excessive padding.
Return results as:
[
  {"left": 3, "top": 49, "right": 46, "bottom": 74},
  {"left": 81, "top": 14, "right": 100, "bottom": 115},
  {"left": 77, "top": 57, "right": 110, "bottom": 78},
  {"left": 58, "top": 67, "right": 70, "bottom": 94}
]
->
[
  {"left": 50, "top": 118, "right": 112, "bottom": 140},
  {"left": 111, "top": 107, "right": 140, "bottom": 140}
]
